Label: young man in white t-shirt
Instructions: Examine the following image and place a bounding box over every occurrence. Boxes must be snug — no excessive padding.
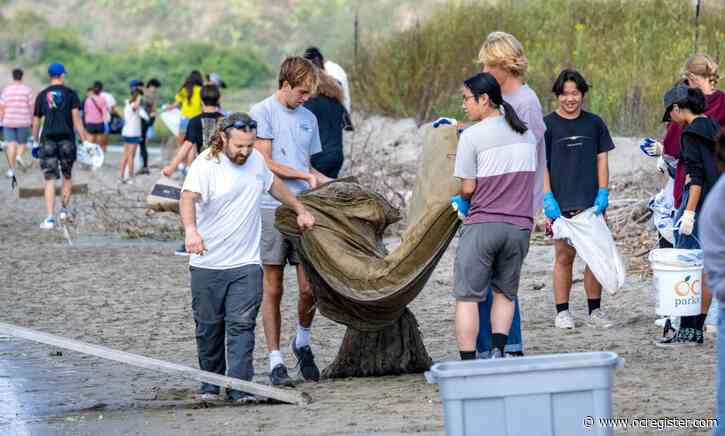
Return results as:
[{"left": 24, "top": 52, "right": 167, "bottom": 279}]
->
[
  {"left": 180, "top": 113, "right": 314, "bottom": 403},
  {"left": 250, "top": 57, "right": 331, "bottom": 386}
]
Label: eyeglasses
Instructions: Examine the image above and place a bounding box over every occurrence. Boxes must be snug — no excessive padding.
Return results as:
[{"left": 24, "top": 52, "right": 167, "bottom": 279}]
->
[
  {"left": 223, "top": 119, "right": 257, "bottom": 132},
  {"left": 462, "top": 95, "right": 476, "bottom": 102}
]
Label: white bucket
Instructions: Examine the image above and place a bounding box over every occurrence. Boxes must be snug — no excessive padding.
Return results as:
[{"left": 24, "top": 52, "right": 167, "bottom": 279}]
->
[{"left": 649, "top": 249, "right": 704, "bottom": 317}]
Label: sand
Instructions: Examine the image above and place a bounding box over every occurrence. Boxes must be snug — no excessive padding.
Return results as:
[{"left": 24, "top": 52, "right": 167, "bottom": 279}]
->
[{"left": 0, "top": 123, "right": 718, "bottom": 436}]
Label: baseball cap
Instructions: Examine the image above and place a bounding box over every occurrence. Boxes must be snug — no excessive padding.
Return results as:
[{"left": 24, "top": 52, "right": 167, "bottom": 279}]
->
[
  {"left": 662, "top": 84, "right": 689, "bottom": 122},
  {"left": 48, "top": 63, "right": 66, "bottom": 77},
  {"left": 129, "top": 79, "right": 142, "bottom": 89},
  {"left": 209, "top": 73, "right": 227, "bottom": 88}
]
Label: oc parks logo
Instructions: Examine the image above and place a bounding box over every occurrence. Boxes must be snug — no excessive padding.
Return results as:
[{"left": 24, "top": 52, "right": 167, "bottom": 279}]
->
[{"left": 674, "top": 274, "right": 700, "bottom": 308}]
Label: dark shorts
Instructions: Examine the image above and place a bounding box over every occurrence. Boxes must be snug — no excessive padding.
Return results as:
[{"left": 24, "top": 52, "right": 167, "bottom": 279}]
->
[
  {"left": 3, "top": 127, "right": 30, "bottom": 144},
  {"left": 39, "top": 139, "right": 76, "bottom": 180},
  {"left": 453, "top": 222, "right": 531, "bottom": 302},
  {"left": 122, "top": 136, "right": 141, "bottom": 144},
  {"left": 261, "top": 207, "right": 300, "bottom": 266},
  {"left": 85, "top": 123, "right": 105, "bottom": 134}
]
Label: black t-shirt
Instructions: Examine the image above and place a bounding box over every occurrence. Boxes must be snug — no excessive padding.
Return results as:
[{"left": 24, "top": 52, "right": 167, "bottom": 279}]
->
[
  {"left": 681, "top": 116, "right": 721, "bottom": 210},
  {"left": 544, "top": 110, "right": 615, "bottom": 212},
  {"left": 304, "top": 96, "right": 346, "bottom": 152},
  {"left": 34, "top": 84, "right": 81, "bottom": 142},
  {"left": 186, "top": 111, "right": 224, "bottom": 153}
]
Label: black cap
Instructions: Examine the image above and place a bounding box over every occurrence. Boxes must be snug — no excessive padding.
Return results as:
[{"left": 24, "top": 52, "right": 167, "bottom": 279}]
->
[{"left": 662, "top": 84, "right": 689, "bottom": 122}]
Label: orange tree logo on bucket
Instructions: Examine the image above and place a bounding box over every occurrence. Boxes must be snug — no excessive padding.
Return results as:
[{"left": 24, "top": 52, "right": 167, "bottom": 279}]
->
[{"left": 674, "top": 275, "right": 701, "bottom": 308}]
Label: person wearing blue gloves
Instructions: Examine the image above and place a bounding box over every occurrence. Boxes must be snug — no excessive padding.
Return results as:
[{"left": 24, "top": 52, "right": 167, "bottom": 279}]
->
[
  {"left": 543, "top": 69, "right": 615, "bottom": 330},
  {"left": 452, "top": 72, "right": 537, "bottom": 360}
]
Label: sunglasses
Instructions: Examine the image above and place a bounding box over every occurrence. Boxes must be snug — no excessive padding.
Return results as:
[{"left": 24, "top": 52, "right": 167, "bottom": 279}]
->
[{"left": 223, "top": 119, "right": 257, "bottom": 131}]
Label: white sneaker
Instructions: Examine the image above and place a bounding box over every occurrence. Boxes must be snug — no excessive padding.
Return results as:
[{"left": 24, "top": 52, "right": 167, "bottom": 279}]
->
[
  {"left": 6, "top": 169, "right": 14, "bottom": 178},
  {"left": 16, "top": 155, "right": 26, "bottom": 168},
  {"left": 555, "top": 310, "right": 575, "bottom": 329},
  {"left": 39, "top": 217, "right": 55, "bottom": 230},
  {"left": 588, "top": 308, "right": 614, "bottom": 328},
  {"left": 58, "top": 207, "right": 70, "bottom": 221}
]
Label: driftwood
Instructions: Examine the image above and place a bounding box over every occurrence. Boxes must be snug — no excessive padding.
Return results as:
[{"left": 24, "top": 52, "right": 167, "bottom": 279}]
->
[
  {"left": 17, "top": 183, "right": 88, "bottom": 199},
  {"left": 0, "top": 321, "right": 310, "bottom": 405},
  {"left": 322, "top": 308, "right": 432, "bottom": 379}
]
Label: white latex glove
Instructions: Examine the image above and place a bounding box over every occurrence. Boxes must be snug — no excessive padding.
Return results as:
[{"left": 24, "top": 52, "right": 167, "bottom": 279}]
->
[
  {"left": 656, "top": 155, "right": 668, "bottom": 174},
  {"left": 676, "top": 210, "right": 696, "bottom": 236}
]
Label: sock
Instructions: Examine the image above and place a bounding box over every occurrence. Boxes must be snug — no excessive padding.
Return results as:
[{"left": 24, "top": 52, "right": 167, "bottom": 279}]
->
[
  {"left": 492, "top": 333, "right": 508, "bottom": 353},
  {"left": 295, "top": 324, "right": 311, "bottom": 348},
  {"left": 680, "top": 315, "right": 696, "bottom": 329},
  {"left": 269, "top": 350, "right": 284, "bottom": 371},
  {"left": 695, "top": 313, "right": 707, "bottom": 332},
  {"left": 587, "top": 298, "right": 601, "bottom": 315},
  {"left": 459, "top": 350, "right": 476, "bottom": 360},
  {"left": 556, "top": 302, "right": 569, "bottom": 314}
]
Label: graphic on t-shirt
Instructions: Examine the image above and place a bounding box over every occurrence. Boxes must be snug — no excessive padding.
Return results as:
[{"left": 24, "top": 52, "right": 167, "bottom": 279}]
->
[
  {"left": 200, "top": 118, "right": 217, "bottom": 150},
  {"left": 555, "top": 136, "right": 589, "bottom": 148},
  {"left": 46, "top": 90, "right": 63, "bottom": 110}
]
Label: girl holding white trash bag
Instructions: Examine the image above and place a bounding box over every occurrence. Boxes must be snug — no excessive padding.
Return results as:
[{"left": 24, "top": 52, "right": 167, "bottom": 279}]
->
[{"left": 542, "top": 69, "right": 617, "bottom": 330}]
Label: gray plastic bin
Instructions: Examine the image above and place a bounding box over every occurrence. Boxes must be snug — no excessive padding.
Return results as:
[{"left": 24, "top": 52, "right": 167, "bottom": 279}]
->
[{"left": 426, "top": 352, "right": 624, "bottom": 436}]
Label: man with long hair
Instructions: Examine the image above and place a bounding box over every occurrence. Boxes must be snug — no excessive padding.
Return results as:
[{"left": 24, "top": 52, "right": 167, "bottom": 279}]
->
[{"left": 180, "top": 112, "right": 314, "bottom": 403}]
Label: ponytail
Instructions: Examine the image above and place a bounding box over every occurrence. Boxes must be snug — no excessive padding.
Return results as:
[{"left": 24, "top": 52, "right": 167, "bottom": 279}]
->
[
  {"left": 500, "top": 100, "right": 528, "bottom": 134},
  {"left": 464, "top": 72, "right": 528, "bottom": 135}
]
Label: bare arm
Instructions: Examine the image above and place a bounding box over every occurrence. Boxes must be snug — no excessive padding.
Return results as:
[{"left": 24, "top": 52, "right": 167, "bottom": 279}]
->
[
  {"left": 268, "top": 177, "right": 315, "bottom": 231},
  {"left": 458, "top": 179, "right": 476, "bottom": 200},
  {"left": 543, "top": 167, "right": 552, "bottom": 193},
  {"left": 254, "top": 138, "right": 317, "bottom": 188},
  {"left": 71, "top": 108, "right": 89, "bottom": 142},
  {"left": 685, "top": 185, "right": 702, "bottom": 213},
  {"left": 180, "top": 190, "right": 206, "bottom": 254},
  {"left": 32, "top": 116, "right": 41, "bottom": 142},
  {"left": 311, "top": 168, "right": 332, "bottom": 185},
  {"left": 597, "top": 152, "right": 609, "bottom": 189},
  {"left": 163, "top": 141, "right": 195, "bottom": 176}
]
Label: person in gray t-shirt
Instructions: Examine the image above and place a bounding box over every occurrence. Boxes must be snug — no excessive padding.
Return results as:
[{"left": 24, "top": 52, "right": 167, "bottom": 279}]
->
[
  {"left": 701, "top": 131, "right": 724, "bottom": 435},
  {"left": 249, "top": 57, "right": 330, "bottom": 387}
]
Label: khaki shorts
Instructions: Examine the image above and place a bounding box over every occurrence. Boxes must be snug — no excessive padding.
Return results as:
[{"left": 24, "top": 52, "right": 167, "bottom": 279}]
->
[
  {"left": 261, "top": 207, "right": 300, "bottom": 266},
  {"left": 453, "top": 222, "right": 530, "bottom": 302}
]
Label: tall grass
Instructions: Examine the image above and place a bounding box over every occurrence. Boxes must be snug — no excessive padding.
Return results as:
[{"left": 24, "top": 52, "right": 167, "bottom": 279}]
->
[{"left": 351, "top": 0, "right": 724, "bottom": 135}]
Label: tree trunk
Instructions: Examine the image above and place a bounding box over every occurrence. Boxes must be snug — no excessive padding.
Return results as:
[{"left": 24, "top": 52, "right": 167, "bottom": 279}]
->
[{"left": 322, "top": 308, "right": 432, "bottom": 379}]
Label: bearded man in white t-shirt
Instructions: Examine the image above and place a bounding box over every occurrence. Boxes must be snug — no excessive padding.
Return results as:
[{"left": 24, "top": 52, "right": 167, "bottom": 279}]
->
[{"left": 180, "top": 112, "right": 314, "bottom": 403}]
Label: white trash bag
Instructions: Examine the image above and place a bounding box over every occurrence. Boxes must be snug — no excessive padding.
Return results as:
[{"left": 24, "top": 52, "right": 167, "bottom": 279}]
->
[
  {"left": 648, "top": 179, "right": 675, "bottom": 245},
  {"left": 77, "top": 141, "right": 105, "bottom": 170},
  {"left": 552, "top": 208, "right": 627, "bottom": 294}
]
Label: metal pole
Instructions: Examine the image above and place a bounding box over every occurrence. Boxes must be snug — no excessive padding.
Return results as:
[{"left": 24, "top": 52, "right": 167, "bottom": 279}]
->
[
  {"left": 694, "top": 0, "right": 701, "bottom": 53},
  {"left": 354, "top": 7, "right": 359, "bottom": 64}
]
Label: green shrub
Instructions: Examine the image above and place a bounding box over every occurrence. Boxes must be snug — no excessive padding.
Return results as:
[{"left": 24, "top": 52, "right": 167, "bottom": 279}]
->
[{"left": 351, "top": 0, "right": 725, "bottom": 135}]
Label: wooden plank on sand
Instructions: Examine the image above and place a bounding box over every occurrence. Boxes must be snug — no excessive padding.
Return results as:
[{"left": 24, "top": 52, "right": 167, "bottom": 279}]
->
[
  {"left": 0, "top": 321, "right": 310, "bottom": 406},
  {"left": 17, "top": 184, "right": 89, "bottom": 199}
]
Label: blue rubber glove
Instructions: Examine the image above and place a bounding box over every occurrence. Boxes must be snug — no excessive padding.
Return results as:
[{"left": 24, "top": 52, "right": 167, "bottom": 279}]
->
[
  {"left": 29, "top": 139, "right": 41, "bottom": 160},
  {"left": 543, "top": 192, "right": 561, "bottom": 220},
  {"left": 433, "top": 117, "right": 457, "bottom": 128},
  {"left": 451, "top": 195, "right": 470, "bottom": 219},
  {"left": 593, "top": 188, "right": 609, "bottom": 215}
]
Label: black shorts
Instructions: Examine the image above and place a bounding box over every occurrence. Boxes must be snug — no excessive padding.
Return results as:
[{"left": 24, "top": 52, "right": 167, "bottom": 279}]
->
[
  {"left": 85, "top": 122, "right": 105, "bottom": 134},
  {"left": 40, "top": 139, "right": 76, "bottom": 180}
]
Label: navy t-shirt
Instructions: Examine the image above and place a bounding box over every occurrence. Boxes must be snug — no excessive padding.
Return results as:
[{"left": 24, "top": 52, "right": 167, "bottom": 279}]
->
[
  {"left": 34, "top": 84, "right": 81, "bottom": 142},
  {"left": 186, "top": 111, "right": 224, "bottom": 154},
  {"left": 304, "top": 95, "right": 345, "bottom": 178},
  {"left": 544, "top": 110, "right": 615, "bottom": 212}
]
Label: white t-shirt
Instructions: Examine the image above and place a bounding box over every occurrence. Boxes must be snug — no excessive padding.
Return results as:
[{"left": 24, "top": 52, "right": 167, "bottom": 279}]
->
[
  {"left": 101, "top": 92, "right": 117, "bottom": 122},
  {"left": 324, "top": 60, "right": 351, "bottom": 113},
  {"left": 182, "top": 148, "right": 274, "bottom": 270},
  {"left": 122, "top": 99, "right": 142, "bottom": 137}
]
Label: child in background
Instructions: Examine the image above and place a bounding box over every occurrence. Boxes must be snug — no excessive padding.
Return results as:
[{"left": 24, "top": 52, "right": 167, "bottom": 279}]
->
[{"left": 119, "top": 88, "right": 143, "bottom": 184}]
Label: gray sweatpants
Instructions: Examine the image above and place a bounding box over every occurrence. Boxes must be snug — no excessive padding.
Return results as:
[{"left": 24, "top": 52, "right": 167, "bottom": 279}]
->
[{"left": 190, "top": 264, "right": 263, "bottom": 395}]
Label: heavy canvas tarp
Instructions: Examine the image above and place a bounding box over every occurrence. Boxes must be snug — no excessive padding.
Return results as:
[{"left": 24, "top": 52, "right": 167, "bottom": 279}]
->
[{"left": 275, "top": 125, "right": 461, "bottom": 332}]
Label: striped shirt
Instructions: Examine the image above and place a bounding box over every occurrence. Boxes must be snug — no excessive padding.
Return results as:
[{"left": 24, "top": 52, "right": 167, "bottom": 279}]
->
[
  {"left": 454, "top": 115, "right": 538, "bottom": 230},
  {"left": 0, "top": 83, "right": 33, "bottom": 128}
]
